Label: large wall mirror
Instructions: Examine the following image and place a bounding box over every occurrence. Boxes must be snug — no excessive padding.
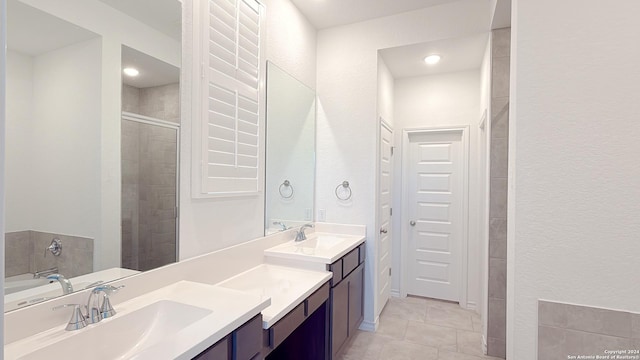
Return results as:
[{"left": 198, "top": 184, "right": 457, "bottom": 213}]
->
[
  {"left": 4, "top": 0, "right": 181, "bottom": 312},
  {"left": 265, "top": 62, "right": 316, "bottom": 234}
]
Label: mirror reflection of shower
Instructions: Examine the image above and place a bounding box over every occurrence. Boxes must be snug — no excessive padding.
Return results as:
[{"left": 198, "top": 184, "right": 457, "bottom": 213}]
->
[{"left": 120, "top": 45, "right": 180, "bottom": 271}]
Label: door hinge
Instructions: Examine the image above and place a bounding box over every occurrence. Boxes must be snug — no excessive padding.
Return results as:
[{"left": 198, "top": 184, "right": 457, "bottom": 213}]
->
[
  {"left": 390, "top": 208, "right": 393, "bottom": 216},
  {"left": 390, "top": 146, "right": 394, "bottom": 156},
  {"left": 389, "top": 268, "right": 392, "bottom": 276}
]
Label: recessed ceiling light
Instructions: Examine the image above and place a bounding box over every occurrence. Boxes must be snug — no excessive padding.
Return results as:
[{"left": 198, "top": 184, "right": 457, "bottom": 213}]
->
[
  {"left": 424, "top": 55, "right": 441, "bottom": 65},
  {"left": 123, "top": 67, "right": 139, "bottom": 77}
]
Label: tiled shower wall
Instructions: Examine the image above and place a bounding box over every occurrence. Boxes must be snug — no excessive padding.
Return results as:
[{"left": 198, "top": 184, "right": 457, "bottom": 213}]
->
[
  {"left": 121, "top": 83, "right": 179, "bottom": 272},
  {"left": 122, "top": 83, "right": 180, "bottom": 124},
  {"left": 487, "top": 27, "right": 510, "bottom": 358},
  {"left": 538, "top": 301, "right": 640, "bottom": 359},
  {"left": 5, "top": 230, "right": 93, "bottom": 278}
]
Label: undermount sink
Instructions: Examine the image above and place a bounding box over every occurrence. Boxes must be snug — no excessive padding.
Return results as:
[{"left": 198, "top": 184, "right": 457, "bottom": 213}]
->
[
  {"left": 298, "top": 234, "right": 350, "bottom": 250},
  {"left": 19, "top": 300, "right": 211, "bottom": 360},
  {"left": 264, "top": 232, "right": 365, "bottom": 264},
  {"left": 6, "top": 281, "right": 270, "bottom": 360}
]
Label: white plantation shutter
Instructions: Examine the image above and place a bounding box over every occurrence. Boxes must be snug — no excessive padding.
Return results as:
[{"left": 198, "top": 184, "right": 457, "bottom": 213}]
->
[{"left": 198, "top": 0, "right": 264, "bottom": 196}]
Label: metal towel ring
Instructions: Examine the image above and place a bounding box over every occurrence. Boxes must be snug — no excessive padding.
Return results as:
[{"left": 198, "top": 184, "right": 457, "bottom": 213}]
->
[
  {"left": 335, "top": 181, "right": 352, "bottom": 200},
  {"left": 279, "top": 180, "right": 294, "bottom": 199}
]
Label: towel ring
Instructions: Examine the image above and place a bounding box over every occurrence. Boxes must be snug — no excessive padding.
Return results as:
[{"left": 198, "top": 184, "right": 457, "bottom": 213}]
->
[
  {"left": 279, "top": 180, "right": 294, "bottom": 199},
  {"left": 335, "top": 181, "right": 352, "bottom": 200}
]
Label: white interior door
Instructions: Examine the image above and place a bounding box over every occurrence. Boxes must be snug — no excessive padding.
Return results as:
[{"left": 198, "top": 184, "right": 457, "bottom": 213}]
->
[
  {"left": 377, "top": 121, "right": 393, "bottom": 313},
  {"left": 407, "top": 130, "right": 463, "bottom": 302}
]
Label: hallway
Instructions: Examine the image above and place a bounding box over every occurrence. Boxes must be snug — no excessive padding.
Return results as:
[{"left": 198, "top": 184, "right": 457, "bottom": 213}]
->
[{"left": 339, "top": 297, "right": 501, "bottom": 360}]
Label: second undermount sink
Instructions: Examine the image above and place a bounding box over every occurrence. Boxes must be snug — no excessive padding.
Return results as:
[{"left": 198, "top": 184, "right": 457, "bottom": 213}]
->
[
  {"left": 296, "top": 234, "right": 349, "bottom": 250},
  {"left": 264, "top": 232, "right": 365, "bottom": 264},
  {"left": 19, "top": 300, "right": 211, "bottom": 360}
]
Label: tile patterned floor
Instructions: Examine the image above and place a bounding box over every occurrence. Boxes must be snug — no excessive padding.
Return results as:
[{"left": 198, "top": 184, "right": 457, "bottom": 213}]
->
[{"left": 338, "top": 296, "right": 503, "bottom": 360}]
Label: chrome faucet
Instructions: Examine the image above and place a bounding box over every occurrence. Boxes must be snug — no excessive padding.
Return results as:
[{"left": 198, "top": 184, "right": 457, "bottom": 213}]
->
[
  {"left": 86, "top": 284, "right": 124, "bottom": 324},
  {"left": 273, "top": 221, "right": 288, "bottom": 231},
  {"left": 34, "top": 266, "right": 59, "bottom": 279},
  {"left": 295, "top": 224, "right": 314, "bottom": 241},
  {"left": 47, "top": 274, "right": 74, "bottom": 295},
  {"left": 53, "top": 284, "right": 125, "bottom": 331}
]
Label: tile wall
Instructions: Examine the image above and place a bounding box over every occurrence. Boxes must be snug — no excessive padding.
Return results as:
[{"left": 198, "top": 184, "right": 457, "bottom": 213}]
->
[
  {"left": 121, "top": 83, "right": 179, "bottom": 271},
  {"left": 487, "top": 27, "right": 510, "bottom": 359},
  {"left": 5, "top": 230, "right": 93, "bottom": 278},
  {"left": 538, "top": 300, "right": 640, "bottom": 359}
]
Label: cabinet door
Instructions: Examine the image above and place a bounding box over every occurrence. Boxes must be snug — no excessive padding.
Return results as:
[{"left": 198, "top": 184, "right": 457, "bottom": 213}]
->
[
  {"left": 194, "top": 335, "right": 230, "bottom": 360},
  {"left": 348, "top": 265, "right": 364, "bottom": 337},
  {"left": 331, "top": 279, "right": 349, "bottom": 357}
]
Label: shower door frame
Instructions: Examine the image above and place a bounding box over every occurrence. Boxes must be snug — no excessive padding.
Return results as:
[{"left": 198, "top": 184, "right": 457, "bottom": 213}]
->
[{"left": 121, "top": 111, "right": 181, "bottom": 264}]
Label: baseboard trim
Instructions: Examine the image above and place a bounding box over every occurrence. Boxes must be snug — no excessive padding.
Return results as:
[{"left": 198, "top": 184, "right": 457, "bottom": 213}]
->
[
  {"left": 482, "top": 334, "right": 488, "bottom": 355},
  {"left": 359, "top": 319, "right": 378, "bottom": 332},
  {"left": 390, "top": 289, "right": 400, "bottom": 298},
  {"left": 466, "top": 301, "right": 477, "bottom": 311}
]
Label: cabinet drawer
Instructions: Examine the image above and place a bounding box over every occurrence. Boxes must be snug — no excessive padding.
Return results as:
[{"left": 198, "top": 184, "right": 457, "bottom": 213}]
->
[
  {"left": 328, "top": 259, "right": 343, "bottom": 286},
  {"left": 342, "top": 248, "right": 359, "bottom": 277},
  {"left": 268, "top": 302, "right": 305, "bottom": 349},
  {"left": 358, "top": 243, "right": 365, "bottom": 264},
  {"left": 305, "top": 282, "right": 329, "bottom": 316},
  {"left": 194, "top": 335, "right": 230, "bottom": 360},
  {"left": 233, "top": 315, "right": 262, "bottom": 360}
]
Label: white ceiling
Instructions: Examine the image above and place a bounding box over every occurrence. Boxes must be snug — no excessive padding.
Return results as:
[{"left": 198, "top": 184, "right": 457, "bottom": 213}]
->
[
  {"left": 122, "top": 46, "right": 180, "bottom": 88},
  {"left": 7, "top": 0, "right": 98, "bottom": 56},
  {"left": 97, "top": 0, "right": 182, "bottom": 41},
  {"left": 379, "top": 33, "right": 489, "bottom": 79},
  {"left": 289, "top": 0, "right": 462, "bottom": 29}
]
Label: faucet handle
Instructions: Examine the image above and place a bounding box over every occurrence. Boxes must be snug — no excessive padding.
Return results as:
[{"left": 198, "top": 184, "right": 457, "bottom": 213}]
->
[
  {"left": 98, "top": 285, "right": 124, "bottom": 318},
  {"left": 53, "top": 304, "right": 87, "bottom": 331}
]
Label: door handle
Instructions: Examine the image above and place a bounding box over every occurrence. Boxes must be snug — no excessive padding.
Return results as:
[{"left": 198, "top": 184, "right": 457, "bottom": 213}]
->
[
  {"left": 410, "top": 221, "right": 416, "bottom": 226},
  {"left": 380, "top": 228, "right": 388, "bottom": 234}
]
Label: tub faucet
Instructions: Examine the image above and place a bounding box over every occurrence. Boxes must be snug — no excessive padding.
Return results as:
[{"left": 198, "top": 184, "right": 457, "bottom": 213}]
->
[
  {"left": 46, "top": 274, "right": 74, "bottom": 295},
  {"left": 34, "top": 266, "right": 59, "bottom": 279},
  {"left": 295, "top": 224, "right": 314, "bottom": 242},
  {"left": 273, "top": 221, "right": 288, "bottom": 231}
]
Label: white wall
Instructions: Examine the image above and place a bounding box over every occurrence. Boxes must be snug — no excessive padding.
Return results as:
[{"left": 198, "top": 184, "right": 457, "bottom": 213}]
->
[
  {"left": 6, "top": 39, "right": 102, "bottom": 244},
  {"left": 5, "top": 51, "right": 33, "bottom": 232},
  {"left": 392, "top": 70, "right": 481, "bottom": 310},
  {"left": 377, "top": 55, "right": 394, "bottom": 127},
  {"left": 179, "top": 0, "right": 318, "bottom": 259},
  {"left": 509, "top": 0, "right": 640, "bottom": 358},
  {"left": 316, "top": 0, "right": 492, "bottom": 327},
  {"left": 478, "top": 38, "right": 492, "bottom": 346}
]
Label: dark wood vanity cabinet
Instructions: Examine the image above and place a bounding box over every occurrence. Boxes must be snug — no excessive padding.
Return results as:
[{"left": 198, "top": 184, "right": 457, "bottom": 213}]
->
[
  {"left": 194, "top": 314, "right": 263, "bottom": 360},
  {"left": 264, "top": 282, "right": 331, "bottom": 360},
  {"left": 329, "top": 243, "right": 365, "bottom": 358}
]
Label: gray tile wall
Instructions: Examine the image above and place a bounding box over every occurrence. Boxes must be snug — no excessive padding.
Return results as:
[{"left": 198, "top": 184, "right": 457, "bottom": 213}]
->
[
  {"left": 487, "top": 27, "right": 511, "bottom": 359},
  {"left": 139, "top": 83, "right": 180, "bottom": 123},
  {"left": 538, "top": 300, "right": 640, "bottom": 359},
  {"left": 121, "top": 120, "right": 177, "bottom": 272},
  {"left": 122, "top": 83, "right": 179, "bottom": 123},
  {"left": 5, "top": 230, "right": 93, "bottom": 278},
  {"left": 5, "top": 231, "right": 32, "bottom": 277}
]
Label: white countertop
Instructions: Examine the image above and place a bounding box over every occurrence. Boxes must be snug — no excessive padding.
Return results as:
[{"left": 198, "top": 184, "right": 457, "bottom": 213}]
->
[
  {"left": 4, "top": 281, "right": 270, "bottom": 360},
  {"left": 264, "top": 232, "right": 366, "bottom": 264},
  {"left": 216, "top": 264, "right": 332, "bottom": 328}
]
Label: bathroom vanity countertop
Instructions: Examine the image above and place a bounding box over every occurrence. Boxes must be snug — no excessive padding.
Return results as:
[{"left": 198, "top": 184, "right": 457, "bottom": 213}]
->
[
  {"left": 4, "top": 281, "right": 270, "bottom": 360},
  {"left": 216, "top": 264, "right": 332, "bottom": 328},
  {"left": 264, "top": 232, "right": 366, "bottom": 264}
]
